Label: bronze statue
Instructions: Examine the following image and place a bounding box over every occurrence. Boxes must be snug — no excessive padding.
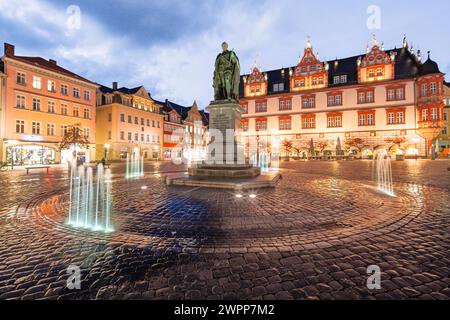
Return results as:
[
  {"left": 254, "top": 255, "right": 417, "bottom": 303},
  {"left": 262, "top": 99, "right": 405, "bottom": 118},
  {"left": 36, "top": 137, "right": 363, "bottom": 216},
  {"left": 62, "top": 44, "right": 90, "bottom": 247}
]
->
[{"left": 213, "top": 42, "right": 240, "bottom": 102}]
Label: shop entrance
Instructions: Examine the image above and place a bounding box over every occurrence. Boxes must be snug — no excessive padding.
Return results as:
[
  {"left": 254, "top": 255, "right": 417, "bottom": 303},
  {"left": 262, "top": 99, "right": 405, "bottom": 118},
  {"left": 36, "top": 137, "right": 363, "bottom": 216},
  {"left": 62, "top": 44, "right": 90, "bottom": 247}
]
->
[{"left": 7, "top": 145, "right": 56, "bottom": 166}]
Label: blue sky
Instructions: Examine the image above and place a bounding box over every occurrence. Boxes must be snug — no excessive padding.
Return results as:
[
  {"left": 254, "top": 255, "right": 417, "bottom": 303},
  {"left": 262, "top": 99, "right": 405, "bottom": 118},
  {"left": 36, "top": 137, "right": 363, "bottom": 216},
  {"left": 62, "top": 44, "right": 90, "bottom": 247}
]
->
[{"left": 0, "top": 0, "right": 448, "bottom": 107}]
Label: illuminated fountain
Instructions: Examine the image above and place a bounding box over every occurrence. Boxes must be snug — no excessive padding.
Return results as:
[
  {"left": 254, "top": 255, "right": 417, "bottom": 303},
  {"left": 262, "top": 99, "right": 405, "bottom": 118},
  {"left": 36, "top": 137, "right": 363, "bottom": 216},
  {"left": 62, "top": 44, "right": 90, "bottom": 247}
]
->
[
  {"left": 126, "top": 152, "right": 144, "bottom": 179},
  {"left": 68, "top": 160, "right": 114, "bottom": 232},
  {"left": 374, "top": 153, "right": 395, "bottom": 196}
]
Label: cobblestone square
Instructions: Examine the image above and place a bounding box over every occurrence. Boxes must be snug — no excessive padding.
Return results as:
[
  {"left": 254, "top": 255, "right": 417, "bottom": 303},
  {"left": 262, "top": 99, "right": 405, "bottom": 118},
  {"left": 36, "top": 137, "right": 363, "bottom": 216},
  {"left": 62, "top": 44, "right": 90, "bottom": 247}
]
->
[{"left": 0, "top": 160, "right": 448, "bottom": 300}]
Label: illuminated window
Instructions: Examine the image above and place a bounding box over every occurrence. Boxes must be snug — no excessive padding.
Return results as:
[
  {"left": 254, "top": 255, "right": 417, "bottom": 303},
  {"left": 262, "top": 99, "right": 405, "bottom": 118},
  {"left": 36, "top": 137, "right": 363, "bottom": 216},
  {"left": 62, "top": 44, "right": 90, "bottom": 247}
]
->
[
  {"left": 73, "top": 106, "right": 79, "bottom": 117},
  {"left": 32, "top": 76, "right": 42, "bottom": 89},
  {"left": 84, "top": 90, "right": 91, "bottom": 101},
  {"left": 61, "top": 104, "right": 68, "bottom": 115},
  {"left": 340, "top": 75, "right": 347, "bottom": 83},
  {"left": 84, "top": 108, "right": 90, "bottom": 119},
  {"left": 366, "top": 91, "right": 374, "bottom": 103},
  {"left": 367, "top": 114, "right": 374, "bottom": 125},
  {"left": 73, "top": 88, "right": 80, "bottom": 98},
  {"left": 376, "top": 68, "right": 383, "bottom": 77},
  {"left": 369, "top": 69, "right": 375, "bottom": 78}
]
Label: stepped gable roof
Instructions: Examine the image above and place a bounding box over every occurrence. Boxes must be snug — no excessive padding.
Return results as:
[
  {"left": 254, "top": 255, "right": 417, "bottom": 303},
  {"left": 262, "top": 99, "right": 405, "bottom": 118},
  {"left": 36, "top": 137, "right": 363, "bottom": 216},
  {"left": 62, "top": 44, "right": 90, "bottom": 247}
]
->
[{"left": 239, "top": 46, "right": 422, "bottom": 97}]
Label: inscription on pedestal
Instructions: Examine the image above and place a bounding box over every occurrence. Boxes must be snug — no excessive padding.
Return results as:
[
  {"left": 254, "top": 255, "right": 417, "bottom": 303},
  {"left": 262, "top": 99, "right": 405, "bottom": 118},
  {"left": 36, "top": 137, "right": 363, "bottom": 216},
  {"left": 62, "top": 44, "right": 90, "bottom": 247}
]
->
[{"left": 211, "top": 113, "right": 232, "bottom": 132}]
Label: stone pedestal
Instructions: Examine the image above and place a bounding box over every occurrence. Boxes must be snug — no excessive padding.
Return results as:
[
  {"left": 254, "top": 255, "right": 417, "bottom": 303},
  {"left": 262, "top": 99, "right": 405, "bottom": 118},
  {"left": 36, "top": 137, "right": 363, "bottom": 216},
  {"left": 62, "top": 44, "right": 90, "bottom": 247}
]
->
[
  {"left": 168, "top": 100, "right": 281, "bottom": 189},
  {"left": 205, "top": 101, "right": 244, "bottom": 165}
]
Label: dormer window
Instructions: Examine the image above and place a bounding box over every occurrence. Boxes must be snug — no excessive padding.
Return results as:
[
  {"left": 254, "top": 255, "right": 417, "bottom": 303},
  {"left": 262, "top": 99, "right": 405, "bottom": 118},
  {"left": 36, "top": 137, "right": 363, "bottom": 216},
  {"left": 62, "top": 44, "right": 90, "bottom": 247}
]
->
[{"left": 273, "top": 83, "right": 285, "bottom": 92}]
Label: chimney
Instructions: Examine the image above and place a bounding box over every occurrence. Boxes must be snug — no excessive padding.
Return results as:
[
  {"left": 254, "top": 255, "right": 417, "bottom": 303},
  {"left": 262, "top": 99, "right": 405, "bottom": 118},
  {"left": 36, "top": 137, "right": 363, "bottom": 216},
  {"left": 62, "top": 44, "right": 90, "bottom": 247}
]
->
[
  {"left": 4, "top": 43, "right": 15, "bottom": 56},
  {"left": 112, "top": 82, "right": 118, "bottom": 90},
  {"left": 49, "top": 59, "right": 57, "bottom": 65}
]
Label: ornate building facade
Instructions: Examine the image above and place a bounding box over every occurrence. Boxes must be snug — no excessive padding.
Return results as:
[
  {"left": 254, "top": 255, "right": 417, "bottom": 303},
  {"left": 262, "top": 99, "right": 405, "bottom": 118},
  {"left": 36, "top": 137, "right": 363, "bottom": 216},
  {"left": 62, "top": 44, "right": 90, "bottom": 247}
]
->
[
  {"left": 96, "top": 82, "right": 164, "bottom": 161},
  {"left": 239, "top": 37, "right": 445, "bottom": 159},
  {"left": 0, "top": 43, "right": 98, "bottom": 165}
]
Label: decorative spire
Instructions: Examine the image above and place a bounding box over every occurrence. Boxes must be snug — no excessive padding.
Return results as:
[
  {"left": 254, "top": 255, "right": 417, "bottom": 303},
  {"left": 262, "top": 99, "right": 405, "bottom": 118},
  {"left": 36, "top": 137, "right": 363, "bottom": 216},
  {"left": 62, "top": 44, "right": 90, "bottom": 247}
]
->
[
  {"left": 381, "top": 41, "right": 385, "bottom": 51},
  {"left": 403, "top": 34, "right": 408, "bottom": 49},
  {"left": 372, "top": 34, "right": 378, "bottom": 47},
  {"left": 306, "top": 36, "right": 312, "bottom": 49},
  {"left": 366, "top": 43, "right": 370, "bottom": 54},
  {"left": 192, "top": 100, "right": 198, "bottom": 111},
  {"left": 427, "top": 51, "right": 431, "bottom": 59},
  {"left": 417, "top": 49, "right": 422, "bottom": 62}
]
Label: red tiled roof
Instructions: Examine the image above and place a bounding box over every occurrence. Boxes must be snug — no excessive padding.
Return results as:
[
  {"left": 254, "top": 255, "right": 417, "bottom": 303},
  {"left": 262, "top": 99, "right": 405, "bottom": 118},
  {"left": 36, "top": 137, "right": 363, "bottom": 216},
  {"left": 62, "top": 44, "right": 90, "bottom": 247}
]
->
[{"left": 8, "top": 55, "right": 97, "bottom": 85}]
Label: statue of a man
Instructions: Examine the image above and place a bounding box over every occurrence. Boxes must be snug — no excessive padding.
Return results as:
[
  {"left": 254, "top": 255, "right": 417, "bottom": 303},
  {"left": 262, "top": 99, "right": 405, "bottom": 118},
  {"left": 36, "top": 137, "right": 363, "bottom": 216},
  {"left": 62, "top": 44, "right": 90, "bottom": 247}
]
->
[{"left": 213, "top": 42, "right": 240, "bottom": 102}]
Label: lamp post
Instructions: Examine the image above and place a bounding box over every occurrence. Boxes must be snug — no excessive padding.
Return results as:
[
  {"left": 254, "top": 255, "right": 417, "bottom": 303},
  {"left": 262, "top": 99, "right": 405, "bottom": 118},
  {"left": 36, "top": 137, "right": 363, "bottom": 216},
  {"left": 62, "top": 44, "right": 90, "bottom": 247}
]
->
[
  {"left": 8, "top": 140, "right": 18, "bottom": 170},
  {"left": 104, "top": 143, "right": 110, "bottom": 164}
]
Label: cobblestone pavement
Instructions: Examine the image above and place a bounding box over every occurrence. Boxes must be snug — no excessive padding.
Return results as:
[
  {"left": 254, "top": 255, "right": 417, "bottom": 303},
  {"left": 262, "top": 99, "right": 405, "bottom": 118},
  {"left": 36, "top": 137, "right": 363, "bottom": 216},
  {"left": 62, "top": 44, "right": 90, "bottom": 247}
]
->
[{"left": 0, "top": 160, "right": 449, "bottom": 300}]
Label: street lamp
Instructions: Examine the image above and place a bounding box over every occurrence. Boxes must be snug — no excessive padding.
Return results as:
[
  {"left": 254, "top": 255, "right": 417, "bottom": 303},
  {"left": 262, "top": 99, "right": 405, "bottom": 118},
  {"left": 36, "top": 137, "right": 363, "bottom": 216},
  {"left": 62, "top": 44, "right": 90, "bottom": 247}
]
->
[
  {"left": 104, "top": 143, "right": 110, "bottom": 164},
  {"left": 7, "top": 140, "right": 18, "bottom": 170}
]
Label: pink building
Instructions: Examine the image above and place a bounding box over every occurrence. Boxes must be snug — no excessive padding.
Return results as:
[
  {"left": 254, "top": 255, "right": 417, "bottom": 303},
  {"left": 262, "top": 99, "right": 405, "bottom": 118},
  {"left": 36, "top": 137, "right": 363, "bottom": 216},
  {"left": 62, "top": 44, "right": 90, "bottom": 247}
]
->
[
  {"left": 239, "top": 37, "right": 445, "bottom": 159},
  {"left": 0, "top": 43, "right": 98, "bottom": 165}
]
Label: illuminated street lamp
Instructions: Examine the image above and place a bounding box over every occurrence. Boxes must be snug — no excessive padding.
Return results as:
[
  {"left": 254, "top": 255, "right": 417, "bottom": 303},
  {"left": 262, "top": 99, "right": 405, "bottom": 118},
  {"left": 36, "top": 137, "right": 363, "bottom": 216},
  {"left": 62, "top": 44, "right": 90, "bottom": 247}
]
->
[
  {"left": 104, "top": 143, "right": 111, "bottom": 164},
  {"left": 7, "top": 140, "right": 18, "bottom": 170}
]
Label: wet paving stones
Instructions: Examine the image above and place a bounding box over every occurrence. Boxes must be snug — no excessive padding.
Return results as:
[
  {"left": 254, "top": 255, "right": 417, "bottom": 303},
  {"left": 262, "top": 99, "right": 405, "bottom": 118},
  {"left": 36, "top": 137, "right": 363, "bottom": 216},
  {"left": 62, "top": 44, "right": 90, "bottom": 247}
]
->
[{"left": 0, "top": 160, "right": 449, "bottom": 300}]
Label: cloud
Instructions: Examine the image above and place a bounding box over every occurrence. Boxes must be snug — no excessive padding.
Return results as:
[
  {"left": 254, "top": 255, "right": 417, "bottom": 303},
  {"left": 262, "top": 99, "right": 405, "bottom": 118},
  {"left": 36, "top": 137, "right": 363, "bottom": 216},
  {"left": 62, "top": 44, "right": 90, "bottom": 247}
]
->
[{"left": 1, "top": 0, "right": 449, "bottom": 105}]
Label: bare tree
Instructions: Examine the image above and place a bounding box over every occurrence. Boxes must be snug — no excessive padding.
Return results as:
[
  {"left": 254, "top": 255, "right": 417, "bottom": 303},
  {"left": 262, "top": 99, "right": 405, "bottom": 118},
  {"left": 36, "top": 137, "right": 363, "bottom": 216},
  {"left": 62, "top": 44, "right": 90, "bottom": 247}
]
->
[{"left": 59, "top": 124, "right": 90, "bottom": 159}]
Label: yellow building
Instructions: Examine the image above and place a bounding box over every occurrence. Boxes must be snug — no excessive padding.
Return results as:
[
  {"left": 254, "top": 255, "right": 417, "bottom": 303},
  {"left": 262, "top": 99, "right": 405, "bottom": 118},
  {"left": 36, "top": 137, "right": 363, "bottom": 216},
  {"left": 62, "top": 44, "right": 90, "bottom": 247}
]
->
[
  {"left": 96, "top": 82, "right": 164, "bottom": 161},
  {"left": 1, "top": 43, "right": 98, "bottom": 165}
]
